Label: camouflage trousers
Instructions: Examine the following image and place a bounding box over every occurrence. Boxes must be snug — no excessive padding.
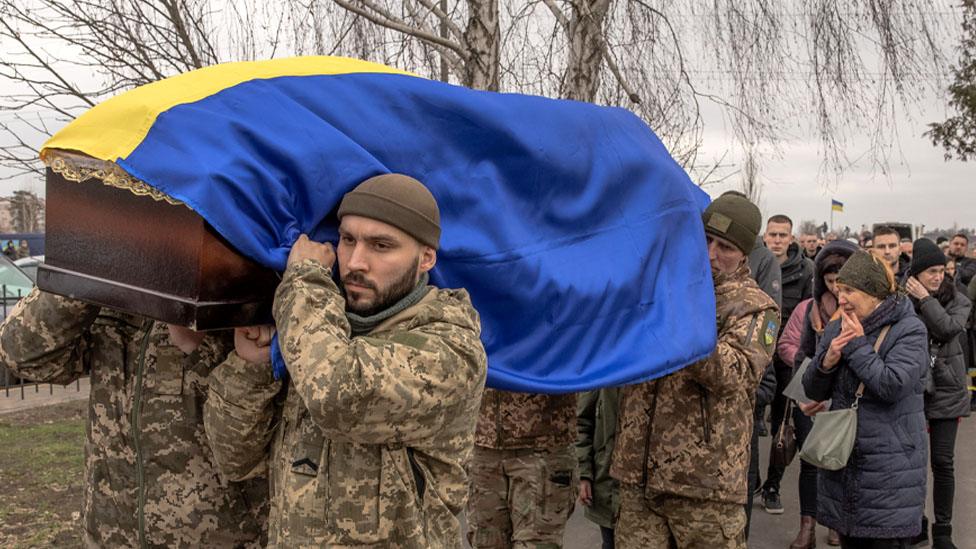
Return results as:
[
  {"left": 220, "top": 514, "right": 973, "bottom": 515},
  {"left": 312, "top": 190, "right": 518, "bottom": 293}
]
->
[
  {"left": 615, "top": 484, "right": 746, "bottom": 549},
  {"left": 466, "top": 445, "right": 578, "bottom": 549}
]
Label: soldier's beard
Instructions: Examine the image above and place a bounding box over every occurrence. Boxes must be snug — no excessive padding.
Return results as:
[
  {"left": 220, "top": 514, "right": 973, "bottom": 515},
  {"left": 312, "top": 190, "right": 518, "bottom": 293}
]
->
[{"left": 342, "top": 258, "right": 421, "bottom": 317}]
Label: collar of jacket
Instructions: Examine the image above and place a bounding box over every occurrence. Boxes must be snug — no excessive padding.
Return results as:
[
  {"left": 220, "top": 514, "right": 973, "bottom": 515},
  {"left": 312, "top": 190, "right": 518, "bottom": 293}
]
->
[
  {"left": 367, "top": 288, "right": 439, "bottom": 335},
  {"left": 346, "top": 273, "right": 431, "bottom": 335},
  {"left": 860, "top": 294, "right": 907, "bottom": 336},
  {"left": 713, "top": 263, "right": 750, "bottom": 291}
]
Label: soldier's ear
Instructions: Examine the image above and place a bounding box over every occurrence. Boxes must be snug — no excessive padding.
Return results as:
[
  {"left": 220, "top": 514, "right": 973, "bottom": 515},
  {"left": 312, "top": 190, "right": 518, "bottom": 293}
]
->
[{"left": 419, "top": 246, "right": 436, "bottom": 273}]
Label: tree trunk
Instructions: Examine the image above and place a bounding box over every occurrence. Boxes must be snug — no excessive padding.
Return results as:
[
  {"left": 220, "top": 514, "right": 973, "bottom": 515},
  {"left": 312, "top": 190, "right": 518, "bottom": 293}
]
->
[
  {"left": 561, "top": 0, "right": 611, "bottom": 102},
  {"left": 462, "top": 0, "right": 500, "bottom": 91}
]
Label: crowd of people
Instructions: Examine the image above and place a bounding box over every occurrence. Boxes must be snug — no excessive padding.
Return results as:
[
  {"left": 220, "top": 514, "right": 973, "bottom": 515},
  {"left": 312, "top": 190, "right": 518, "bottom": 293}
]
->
[{"left": 0, "top": 176, "right": 973, "bottom": 549}]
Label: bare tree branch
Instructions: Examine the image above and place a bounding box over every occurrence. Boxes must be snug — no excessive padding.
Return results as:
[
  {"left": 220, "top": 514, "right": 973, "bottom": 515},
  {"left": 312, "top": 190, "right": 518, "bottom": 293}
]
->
[{"left": 332, "top": 0, "right": 467, "bottom": 57}]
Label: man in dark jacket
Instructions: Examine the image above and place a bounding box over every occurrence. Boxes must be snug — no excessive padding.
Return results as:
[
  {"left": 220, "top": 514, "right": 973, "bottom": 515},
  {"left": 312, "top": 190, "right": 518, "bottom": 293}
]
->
[
  {"left": 874, "top": 226, "right": 910, "bottom": 281},
  {"left": 746, "top": 362, "right": 778, "bottom": 537},
  {"left": 760, "top": 214, "right": 814, "bottom": 514},
  {"left": 947, "top": 233, "right": 976, "bottom": 292},
  {"left": 799, "top": 231, "right": 821, "bottom": 261},
  {"left": 577, "top": 388, "right": 621, "bottom": 549},
  {"left": 802, "top": 251, "right": 928, "bottom": 546},
  {"left": 750, "top": 236, "right": 783, "bottom": 309},
  {"left": 906, "top": 239, "right": 972, "bottom": 549},
  {"left": 745, "top": 234, "right": 782, "bottom": 535}
]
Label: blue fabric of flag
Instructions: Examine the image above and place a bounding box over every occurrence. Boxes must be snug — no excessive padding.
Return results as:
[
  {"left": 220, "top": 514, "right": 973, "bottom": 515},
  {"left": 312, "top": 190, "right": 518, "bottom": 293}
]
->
[{"left": 115, "top": 72, "right": 715, "bottom": 393}]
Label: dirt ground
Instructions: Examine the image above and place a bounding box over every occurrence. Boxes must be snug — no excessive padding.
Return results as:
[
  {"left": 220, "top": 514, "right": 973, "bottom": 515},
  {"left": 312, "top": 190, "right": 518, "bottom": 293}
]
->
[{"left": 0, "top": 400, "right": 86, "bottom": 548}]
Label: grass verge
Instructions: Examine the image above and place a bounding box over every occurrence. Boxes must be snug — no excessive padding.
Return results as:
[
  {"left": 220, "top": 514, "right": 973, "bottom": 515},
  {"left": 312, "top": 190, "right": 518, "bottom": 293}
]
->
[{"left": 0, "top": 399, "right": 86, "bottom": 548}]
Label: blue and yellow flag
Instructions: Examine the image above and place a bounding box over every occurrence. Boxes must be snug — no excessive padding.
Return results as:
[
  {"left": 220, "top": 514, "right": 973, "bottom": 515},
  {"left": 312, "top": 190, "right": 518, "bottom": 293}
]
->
[
  {"left": 831, "top": 199, "right": 844, "bottom": 212},
  {"left": 42, "top": 56, "right": 715, "bottom": 393}
]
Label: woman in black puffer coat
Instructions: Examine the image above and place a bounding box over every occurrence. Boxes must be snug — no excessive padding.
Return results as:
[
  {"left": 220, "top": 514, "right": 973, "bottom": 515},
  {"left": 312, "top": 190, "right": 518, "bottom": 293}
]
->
[{"left": 905, "top": 239, "right": 972, "bottom": 549}]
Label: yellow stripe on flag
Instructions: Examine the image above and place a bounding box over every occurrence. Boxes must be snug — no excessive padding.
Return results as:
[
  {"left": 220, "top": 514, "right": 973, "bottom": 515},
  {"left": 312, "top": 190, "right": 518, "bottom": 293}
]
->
[{"left": 42, "top": 56, "right": 415, "bottom": 162}]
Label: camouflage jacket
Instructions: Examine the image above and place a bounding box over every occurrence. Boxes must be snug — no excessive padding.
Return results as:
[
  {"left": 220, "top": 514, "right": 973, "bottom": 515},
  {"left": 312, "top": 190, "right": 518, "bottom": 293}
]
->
[
  {"left": 609, "top": 265, "right": 778, "bottom": 505},
  {"left": 473, "top": 389, "right": 577, "bottom": 450},
  {"left": 204, "top": 260, "right": 488, "bottom": 548},
  {"left": 0, "top": 288, "right": 268, "bottom": 548}
]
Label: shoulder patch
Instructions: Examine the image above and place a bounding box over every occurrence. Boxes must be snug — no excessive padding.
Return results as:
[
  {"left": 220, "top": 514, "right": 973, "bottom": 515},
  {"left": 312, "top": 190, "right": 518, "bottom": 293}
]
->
[{"left": 760, "top": 311, "right": 778, "bottom": 354}]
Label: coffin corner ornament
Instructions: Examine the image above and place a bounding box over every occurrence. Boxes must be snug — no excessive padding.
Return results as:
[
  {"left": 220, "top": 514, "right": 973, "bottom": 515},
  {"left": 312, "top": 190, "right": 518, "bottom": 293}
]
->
[{"left": 40, "top": 55, "right": 716, "bottom": 393}]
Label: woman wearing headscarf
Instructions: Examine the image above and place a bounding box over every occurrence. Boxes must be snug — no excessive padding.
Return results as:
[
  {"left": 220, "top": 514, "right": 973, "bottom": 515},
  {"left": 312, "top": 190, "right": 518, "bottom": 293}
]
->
[
  {"left": 777, "top": 239, "right": 857, "bottom": 548},
  {"left": 904, "top": 239, "right": 971, "bottom": 549},
  {"left": 802, "top": 251, "right": 928, "bottom": 549}
]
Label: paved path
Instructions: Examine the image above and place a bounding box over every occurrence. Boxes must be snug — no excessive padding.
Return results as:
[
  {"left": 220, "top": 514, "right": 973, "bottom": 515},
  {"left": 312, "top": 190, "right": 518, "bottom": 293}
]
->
[
  {"left": 748, "top": 417, "right": 976, "bottom": 549},
  {"left": 0, "top": 377, "right": 89, "bottom": 415}
]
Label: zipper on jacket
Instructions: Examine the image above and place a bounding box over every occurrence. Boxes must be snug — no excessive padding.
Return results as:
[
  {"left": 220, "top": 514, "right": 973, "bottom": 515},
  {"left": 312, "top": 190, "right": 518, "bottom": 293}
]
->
[
  {"left": 324, "top": 438, "right": 332, "bottom": 527},
  {"left": 132, "top": 325, "right": 152, "bottom": 549},
  {"left": 640, "top": 383, "right": 661, "bottom": 489},
  {"left": 699, "top": 387, "right": 712, "bottom": 444}
]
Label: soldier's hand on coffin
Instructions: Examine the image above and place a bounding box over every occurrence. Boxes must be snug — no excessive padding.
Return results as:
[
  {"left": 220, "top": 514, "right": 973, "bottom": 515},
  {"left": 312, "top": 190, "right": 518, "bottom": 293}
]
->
[
  {"left": 167, "top": 324, "right": 207, "bottom": 354},
  {"left": 287, "top": 234, "right": 336, "bottom": 269},
  {"left": 234, "top": 325, "right": 275, "bottom": 364}
]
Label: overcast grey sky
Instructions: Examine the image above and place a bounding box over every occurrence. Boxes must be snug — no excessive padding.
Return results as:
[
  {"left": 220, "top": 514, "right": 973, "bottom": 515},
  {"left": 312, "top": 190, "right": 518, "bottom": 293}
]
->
[
  {"left": 0, "top": 2, "right": 971, "bottom": 232},
  {"left": 698, "top": 98, "right": 974, "bottom": 232}
]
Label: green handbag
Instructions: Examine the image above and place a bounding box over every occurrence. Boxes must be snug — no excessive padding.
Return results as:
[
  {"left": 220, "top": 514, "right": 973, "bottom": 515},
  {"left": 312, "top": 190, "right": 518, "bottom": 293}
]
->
[{"left": 799, "top": 325, "right": 890, "bottom": 471}]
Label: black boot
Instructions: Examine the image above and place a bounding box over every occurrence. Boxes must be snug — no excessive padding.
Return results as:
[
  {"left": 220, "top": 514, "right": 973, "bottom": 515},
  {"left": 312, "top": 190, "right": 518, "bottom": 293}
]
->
[
  {"left": 932, "top": 523, "right": 957, "bottom": 549},
  {"left": 910, "top": 516, "right": 928, "bottom": 547}
]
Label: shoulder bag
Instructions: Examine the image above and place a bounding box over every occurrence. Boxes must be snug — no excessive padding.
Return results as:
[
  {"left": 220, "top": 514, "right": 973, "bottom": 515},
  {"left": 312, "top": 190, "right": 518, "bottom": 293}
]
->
[{"left": 798, "top": 325, "right": 891, "bottom": 471}]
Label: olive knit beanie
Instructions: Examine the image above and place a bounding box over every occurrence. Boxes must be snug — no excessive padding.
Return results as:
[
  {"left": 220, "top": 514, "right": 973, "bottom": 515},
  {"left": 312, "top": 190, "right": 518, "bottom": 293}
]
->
[
  {"left": 702, "top": 191, "right": 762, "bottom": 254},
  {"left": 837, "top": 250, "right": 896, "bottom": 299},
  {"left": 337, "top": 173, "right": 441, "bottom": 249}
]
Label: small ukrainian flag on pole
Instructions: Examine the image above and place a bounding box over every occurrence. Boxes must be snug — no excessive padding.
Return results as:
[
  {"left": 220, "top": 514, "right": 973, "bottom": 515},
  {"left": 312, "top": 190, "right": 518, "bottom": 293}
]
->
[{"left": 831, "top": 199, "right": 844, "bottom": 212}]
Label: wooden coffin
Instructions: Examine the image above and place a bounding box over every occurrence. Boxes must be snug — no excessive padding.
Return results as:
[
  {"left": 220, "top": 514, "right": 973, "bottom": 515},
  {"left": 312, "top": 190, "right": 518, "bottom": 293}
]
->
[{"left": 37, "top": 151, "right": 279, "bottom": 330}]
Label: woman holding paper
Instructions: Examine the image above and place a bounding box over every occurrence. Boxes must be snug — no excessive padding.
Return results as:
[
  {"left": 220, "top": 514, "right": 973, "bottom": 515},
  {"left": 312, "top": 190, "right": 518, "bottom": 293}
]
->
[{"left": 777, "top": 239, "right": 856, "bottom": 549}]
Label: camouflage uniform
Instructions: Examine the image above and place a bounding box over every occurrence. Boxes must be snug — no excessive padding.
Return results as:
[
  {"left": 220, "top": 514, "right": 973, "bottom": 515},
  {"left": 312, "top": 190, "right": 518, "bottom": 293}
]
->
[
  {"left": 0, "top": 288, "right": 269, "bottom": 548},
  {"left": 204, "top": 259, "right": 488, "bottom": 548},
  {"left": 467, "top": 389, "right": 578, "bottom": 548},
  {"left": 610, "top": 265, "right": 778, "bottom": 549}
]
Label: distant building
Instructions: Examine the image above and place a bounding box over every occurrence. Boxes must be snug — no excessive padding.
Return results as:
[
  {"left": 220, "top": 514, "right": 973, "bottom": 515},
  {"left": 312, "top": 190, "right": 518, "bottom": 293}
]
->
[
  {"left": 0, "top": 198, "right": 15, "bottom": 233},
  {"left": 0, "top": 192, "right": 45, "bottom": 233}
]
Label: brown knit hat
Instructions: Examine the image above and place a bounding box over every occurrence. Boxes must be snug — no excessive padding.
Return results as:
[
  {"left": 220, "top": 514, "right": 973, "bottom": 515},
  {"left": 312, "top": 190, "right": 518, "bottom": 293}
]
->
[
  {"left": 702, "top": 191, "right": 762, "bottom": 254},
  {"left": 837, "top": 250, "right": 896, "bottom": 299},
  {"left": 337, "top": 174, "right": 441, "bottom": 249}
]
